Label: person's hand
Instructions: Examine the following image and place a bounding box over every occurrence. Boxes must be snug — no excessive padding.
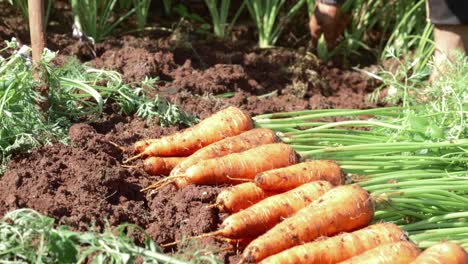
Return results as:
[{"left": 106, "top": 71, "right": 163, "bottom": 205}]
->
[{"left": 309, "top": 2, "right": 350, "bottom": 49}]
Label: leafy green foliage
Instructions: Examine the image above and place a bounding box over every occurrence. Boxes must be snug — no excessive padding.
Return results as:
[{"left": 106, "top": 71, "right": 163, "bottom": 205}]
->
[
  {"left": 70, "top": 0, "right": 137, "bottom": 43},
  {"left": 310, "top": 0, "right": 433, "bottom": 64},
  {"left": 369, "top": 50, "right": 467, "bottom": 142},
  {"left": 134, "top": 0, "right": 152, "bottom": 30},
  {"left": 254, "top": 54, "right": 468, "bottom": 249},
  {"left": 0, "top": 209, "right": 190, "bottom": 263},
  {"left": 162, "top": 0, "right": 173, "bottom": 16},
  {"left": 245, "top": 0, "right": 306, "bottom": 48},
  {"left": 204, "top": 0, "right": 245, "bottom": 39},
  {"left": 0, "top": 40, "right": 198, "bottom": 175}
]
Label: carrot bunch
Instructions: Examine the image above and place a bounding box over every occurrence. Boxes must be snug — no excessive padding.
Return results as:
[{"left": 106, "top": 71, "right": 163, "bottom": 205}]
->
[{"left": 122, "top": 106, "right": 468, "bottom": 263}]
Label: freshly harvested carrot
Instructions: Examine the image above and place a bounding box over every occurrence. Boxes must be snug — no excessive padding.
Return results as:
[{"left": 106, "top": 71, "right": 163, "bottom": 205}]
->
[
  {"left": 218, "top": 181, "right": 332, "bottom": 238},
  {"left": 255, "top": 160, "right": 344, "bottom": 191},
  {"left": 142, "top": 143, "right": 299, "bottom": 191},
  {"left": 162, "top": 181, "right": 332, "bottom": 249},
  {"left": 338, "top": 241, "right": 421, "bottom": 264},
  {"left": 411, "top": 242, "right": 468, "bottom": 264},
  {"left": 125, "top": 106, "right": 253, "bottom": 162},
  {"left": 142, "top": 157, "right": 186, "bottom": 176},
  {"left": 214, "top": 182, "right": 280, "bottom": 213},
  {"left": 170, "top": 128, "right": 278, "bottom": 177},
  {"left": 260, "top": 223, "right": 407, "bottom": 264},
  {"left": 242, "top": 185, "right": 374, "bottom": 262}
]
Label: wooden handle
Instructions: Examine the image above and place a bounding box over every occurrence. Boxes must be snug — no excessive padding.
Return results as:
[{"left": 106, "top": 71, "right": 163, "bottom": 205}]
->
[
  {"left": 28, "top": 0, "right": 46, "bottom": 68},
  {"left": 28, "top": 0, "right": 49, "bottom": 112}
]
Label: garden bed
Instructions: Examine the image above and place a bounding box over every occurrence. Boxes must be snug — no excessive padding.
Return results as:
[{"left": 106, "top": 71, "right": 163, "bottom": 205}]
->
[{"left": 0, "top": 2, "right": 384, "bottom": 262}]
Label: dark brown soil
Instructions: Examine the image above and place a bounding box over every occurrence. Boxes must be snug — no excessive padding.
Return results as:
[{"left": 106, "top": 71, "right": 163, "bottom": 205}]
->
[{"left": 0, "top": 2, "right": 382, "bottom": 262}]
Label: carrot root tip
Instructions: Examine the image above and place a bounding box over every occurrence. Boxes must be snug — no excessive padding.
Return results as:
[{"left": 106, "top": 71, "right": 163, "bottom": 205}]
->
[
  {"left": 123, "top": 153, "right": 144, "bottom": 164},
  {"left": 107, "top": 141, "right": 127, "bottom": 152},
  {"left": 205, "top": 203, "right": 218, "bottom": 209},
  {"left": 121, "top": 165, "right": 138, "bottom": 169}
]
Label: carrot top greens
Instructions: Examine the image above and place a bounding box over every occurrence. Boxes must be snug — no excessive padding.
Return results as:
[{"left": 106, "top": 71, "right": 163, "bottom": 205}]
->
[
  {"left": 0, "top": 209, "right": 221, "bottom": 263},
  {"left": 0, "top": 39, "right": 198, "bottom": 175},
  {"left": 254, "top": 52, "right": 468, "bottom": 250}
]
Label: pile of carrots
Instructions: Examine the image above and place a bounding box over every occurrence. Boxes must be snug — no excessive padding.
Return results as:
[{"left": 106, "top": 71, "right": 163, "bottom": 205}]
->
[{"left": 123, "top": 107, "right": 468, "bottom": 263}]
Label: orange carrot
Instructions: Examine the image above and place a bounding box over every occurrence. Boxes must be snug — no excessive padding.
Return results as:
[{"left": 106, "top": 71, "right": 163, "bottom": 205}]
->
[
  {"left": 260, "top": 223, "right": 407, "bottom": 264},
  {"left": 216, "top": 181, "right": 332, "bottom": 239},
  {"left": 142, "top": 143, "right": 298, "bottom": 191},
  {"left": 255, "top": 160, "right": 344, "bottom": 191},
  {"left": 170, "top": 128, "right": 278, "bottom": 177},
  {"left": 162, "top": 181, "right": 333, "bottom": 249},
  {"left": 241, "top": 185, "right": 374, "bottom": 262},
  {"left": 338, "top": 241, "right": 421, "bottom": 264},
  {"left": 125, "top": 106, "right": 253, "bottom": 162},
  {"left": 411, "top": 242, "right": 468, "bottom": 264},
  {"left": 214, "top": 182, "right": 280, "bottom": 213},
  {"left": 142, "top": 157, "right": 186, "bottom": 176}
]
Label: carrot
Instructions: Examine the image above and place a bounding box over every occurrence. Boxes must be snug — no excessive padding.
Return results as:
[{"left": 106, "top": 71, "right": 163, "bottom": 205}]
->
[
  {"left": 214, "top": 182, "right": 280, "bottom": 213},
  {"left": 162, "top": 181, "right": 333, "bottom": 249},
  {"left": 170, "top": 128, "right": 279, "bottom": 177},
  {"left": 142, "top": 143, "right": 299, "bottom": 191},
  {"left": 142, "top": 157, "right": 186, "bottom": 176},
  {"left": 241, "top": 184, "right": 374, "bottom": 262},
  {"left": 219, "top": 181, "right": 332, "bottom": 239},
  {"left": 125, "top": 106, "right": 253, "bottom": 162},
  {"left": 338, "top": 241, "right": 421, "bottom": 264},
  {"left": 255, "top": 160, "right": 344, "bottom": 191},
  {"left": 260, "top": 223, "right": 407, "bottom": 264},
  {"left": 411, "top": 242, "right": 468, "bottom": 264}
]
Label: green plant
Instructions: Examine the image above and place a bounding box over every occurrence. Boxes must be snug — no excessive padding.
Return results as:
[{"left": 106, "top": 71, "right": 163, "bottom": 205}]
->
[
  {"left": 245, "top": 0, "right": 306, "bottom": 48},
  {"left": 204, "top": 0, "right": 245, "bottom": 39},
  {"left": 0, "top": 209, "right": 189, "bottom": 263},
  {"left": 70, "top": 0, "right": 137, "bottom": 43},
  {"left": 254, "top": 53, "right": 468, "bottom": 249},
  {"left": 162, "top": 0, "right": 172, "bottom": 15},
  {"left": 0, "top": 40, "right": 198, "bottom": 175},
  {"left": 134, "top": 0, "right": 152, "bottom": 30},
  {"left": 310, "top": 0, "right": 434, "bottom": 65},
  {"left": 117, "top": 0, "right": 133, "bottom": 10}
]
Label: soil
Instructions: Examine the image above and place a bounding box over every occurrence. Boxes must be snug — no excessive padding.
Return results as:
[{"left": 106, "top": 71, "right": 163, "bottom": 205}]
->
[{"left": 0, "top": 1, "right": 382, "bottom": 262}]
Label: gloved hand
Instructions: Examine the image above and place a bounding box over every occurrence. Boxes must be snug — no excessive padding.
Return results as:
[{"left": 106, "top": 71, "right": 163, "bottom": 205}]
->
[{"left": 309, "top": 2, "right": 350, "bottom": 49}]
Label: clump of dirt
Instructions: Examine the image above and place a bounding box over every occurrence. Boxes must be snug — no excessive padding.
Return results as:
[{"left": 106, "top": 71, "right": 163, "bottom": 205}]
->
[
  {"left": 0, "top": 117, "right": 237, "bottom": 261},
  {"left": 146, "top": 184, "right": 221, "bottom": 245},
  {"left": 91, "top": 46, "right": 178, "bottom": 83},
  {"left": 70, "top": 34, "right": 380, "bottom": 117},
  {"left": 0, "top": 123, "right": 151, "bottom": 230}
]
